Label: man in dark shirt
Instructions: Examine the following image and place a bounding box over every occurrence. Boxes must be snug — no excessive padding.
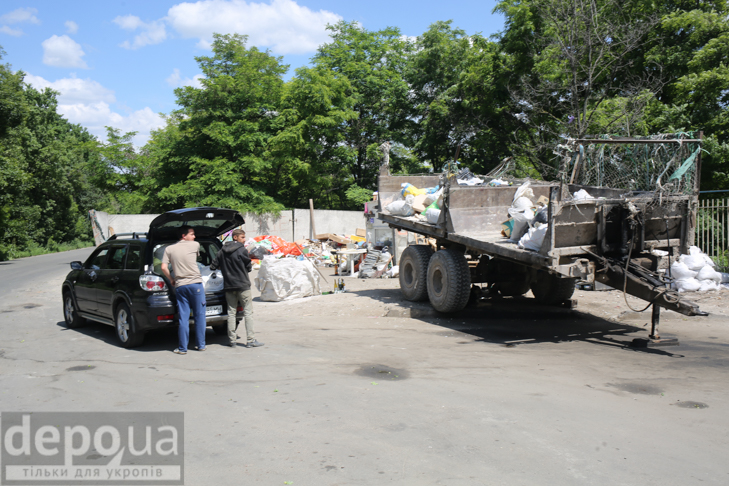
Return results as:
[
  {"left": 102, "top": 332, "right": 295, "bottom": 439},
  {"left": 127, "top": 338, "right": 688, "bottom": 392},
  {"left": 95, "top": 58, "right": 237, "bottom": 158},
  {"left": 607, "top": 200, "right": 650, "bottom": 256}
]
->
[{"left": 210, "top": 229, "right": 263, "bottom": 348}]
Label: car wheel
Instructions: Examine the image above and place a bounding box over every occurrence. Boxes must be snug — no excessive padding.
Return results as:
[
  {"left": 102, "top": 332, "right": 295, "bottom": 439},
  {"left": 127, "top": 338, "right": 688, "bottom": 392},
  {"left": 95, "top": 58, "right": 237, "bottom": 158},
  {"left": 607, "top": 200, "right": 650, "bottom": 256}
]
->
[
  {"left": 63, "top": 292, "right": 86, "bottom": 329},
  {"left": 115, "top": 302, "right": 144, "bottom": 348}
]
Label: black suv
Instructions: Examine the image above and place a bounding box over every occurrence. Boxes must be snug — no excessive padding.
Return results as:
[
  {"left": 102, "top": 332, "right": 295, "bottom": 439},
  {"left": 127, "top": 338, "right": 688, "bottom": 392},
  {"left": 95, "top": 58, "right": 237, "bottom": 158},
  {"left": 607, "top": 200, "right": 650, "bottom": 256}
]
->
[{"left": 62, "top": 207, "right": 245, "bottom": 348}]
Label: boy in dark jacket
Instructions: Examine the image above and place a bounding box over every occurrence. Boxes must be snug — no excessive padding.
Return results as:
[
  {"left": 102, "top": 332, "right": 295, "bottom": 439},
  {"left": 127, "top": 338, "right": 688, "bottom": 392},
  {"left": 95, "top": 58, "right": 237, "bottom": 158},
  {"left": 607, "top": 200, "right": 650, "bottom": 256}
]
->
[{"left": 210, "top": 229, "right": 263, "bottom": 347}]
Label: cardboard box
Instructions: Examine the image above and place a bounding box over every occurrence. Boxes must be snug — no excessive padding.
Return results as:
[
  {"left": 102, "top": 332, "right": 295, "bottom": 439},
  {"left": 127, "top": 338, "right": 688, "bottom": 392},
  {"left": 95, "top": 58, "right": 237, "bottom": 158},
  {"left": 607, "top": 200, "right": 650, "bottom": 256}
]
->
[
  {"left": 355, "top": 228, "right": 366, "bottom": 237},
  {"left": 316, "top": 233, "right": 352, "bottom": 245}
]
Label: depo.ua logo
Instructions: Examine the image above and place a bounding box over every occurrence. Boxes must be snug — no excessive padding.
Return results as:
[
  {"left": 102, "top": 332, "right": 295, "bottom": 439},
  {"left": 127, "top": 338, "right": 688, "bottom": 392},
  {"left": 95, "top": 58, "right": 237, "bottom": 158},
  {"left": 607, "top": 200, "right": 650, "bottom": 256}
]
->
[{"left": 1, "top": 412, "right": 183, "bottom": 485}]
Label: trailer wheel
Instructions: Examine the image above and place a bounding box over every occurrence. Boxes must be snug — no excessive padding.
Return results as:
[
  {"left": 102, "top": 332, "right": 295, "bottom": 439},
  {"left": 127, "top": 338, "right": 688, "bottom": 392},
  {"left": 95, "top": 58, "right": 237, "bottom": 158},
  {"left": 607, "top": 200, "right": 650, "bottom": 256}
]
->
[
  {"left": 427, "top": 249, "right": 471, "bottom": 313},
  {"left": 496, "top": 279, "right": 531, "bottom": 297},
  {"left": 530, "top": 271, "right": 576, "bottom": 305},
  {"left": 399, "top": 245, "right": 433, "bottom": 301}
]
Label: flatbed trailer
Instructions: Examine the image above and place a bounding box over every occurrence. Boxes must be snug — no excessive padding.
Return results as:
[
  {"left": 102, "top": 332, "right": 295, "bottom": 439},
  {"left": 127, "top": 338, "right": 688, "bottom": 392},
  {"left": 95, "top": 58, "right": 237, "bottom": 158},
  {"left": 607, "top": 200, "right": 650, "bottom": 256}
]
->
[{"left": 377, "top": 135, "right": 707, "bottom": 346}]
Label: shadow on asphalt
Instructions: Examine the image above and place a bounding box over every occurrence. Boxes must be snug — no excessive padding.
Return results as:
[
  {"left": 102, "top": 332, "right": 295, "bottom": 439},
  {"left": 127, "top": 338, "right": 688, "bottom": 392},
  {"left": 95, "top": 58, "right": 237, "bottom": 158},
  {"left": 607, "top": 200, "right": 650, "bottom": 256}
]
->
[
  {"left": 56, "top": 321, "right": 242, "bottom": 352},
  {"left": 350, "top": 289, "right": 685, "bottom": 358}
]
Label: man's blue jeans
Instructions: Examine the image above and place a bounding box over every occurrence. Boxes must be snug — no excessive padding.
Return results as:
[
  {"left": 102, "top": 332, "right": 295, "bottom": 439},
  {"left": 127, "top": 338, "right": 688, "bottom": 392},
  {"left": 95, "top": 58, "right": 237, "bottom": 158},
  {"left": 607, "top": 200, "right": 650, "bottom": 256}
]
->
[{"left": 176, "top": 283, "right": 206, "bottom": 351}]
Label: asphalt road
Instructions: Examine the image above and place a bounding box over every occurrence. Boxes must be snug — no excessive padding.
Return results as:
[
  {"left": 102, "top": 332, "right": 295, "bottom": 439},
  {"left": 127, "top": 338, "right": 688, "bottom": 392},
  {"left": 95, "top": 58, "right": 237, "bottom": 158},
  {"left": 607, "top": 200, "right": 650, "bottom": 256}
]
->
[{"left": 1, "top": 251, "right": 728, "bottom": 485}]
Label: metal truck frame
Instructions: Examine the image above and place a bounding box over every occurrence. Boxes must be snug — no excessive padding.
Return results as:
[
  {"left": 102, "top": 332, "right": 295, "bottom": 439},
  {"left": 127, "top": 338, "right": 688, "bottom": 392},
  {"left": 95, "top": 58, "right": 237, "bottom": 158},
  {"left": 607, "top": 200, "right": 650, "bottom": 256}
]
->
[{"left": 377, "top": 135, "right": 707, "bottom": 346}]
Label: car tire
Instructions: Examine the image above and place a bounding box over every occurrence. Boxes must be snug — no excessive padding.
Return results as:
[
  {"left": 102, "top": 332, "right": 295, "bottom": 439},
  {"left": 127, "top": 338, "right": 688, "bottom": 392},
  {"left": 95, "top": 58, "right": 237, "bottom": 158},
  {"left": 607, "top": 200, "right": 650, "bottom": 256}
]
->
[
  {"left": 530, "top": 271, "right": 577, "bottom": 305},
  {"left": 63, "top": 292, "right": 86, "bottom": 329},
  {"left": 427, "top": 249, "right": 472, "bottom": 313},
  {"left": 399, "top": 245, "right": 434, "bottom": 301},
  {"left": 115, "top": 302, "right": 144, "bottom": 348}
]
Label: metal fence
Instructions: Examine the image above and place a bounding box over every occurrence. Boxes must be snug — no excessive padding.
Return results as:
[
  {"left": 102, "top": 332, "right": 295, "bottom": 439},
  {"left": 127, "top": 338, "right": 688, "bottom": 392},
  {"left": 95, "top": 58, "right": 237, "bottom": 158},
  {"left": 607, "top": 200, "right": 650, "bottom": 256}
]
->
[{"left": 696, "top": 198, "right": 729, "bottom": 271}]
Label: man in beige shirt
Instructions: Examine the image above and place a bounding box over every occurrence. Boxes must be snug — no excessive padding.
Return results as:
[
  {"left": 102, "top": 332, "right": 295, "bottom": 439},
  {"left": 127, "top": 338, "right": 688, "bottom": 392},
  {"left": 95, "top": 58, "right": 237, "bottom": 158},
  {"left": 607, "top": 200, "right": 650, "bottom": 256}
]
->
[{"left": 162, "top": 226, "right": 206, "bottom": 354}]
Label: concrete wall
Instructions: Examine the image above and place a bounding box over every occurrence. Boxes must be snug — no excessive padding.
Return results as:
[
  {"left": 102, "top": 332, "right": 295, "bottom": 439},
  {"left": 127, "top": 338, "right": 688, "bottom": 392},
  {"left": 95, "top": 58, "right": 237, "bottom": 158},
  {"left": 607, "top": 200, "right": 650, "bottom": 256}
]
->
[{"left": 91, "top": 209, "right": 367, "bottom": 245}]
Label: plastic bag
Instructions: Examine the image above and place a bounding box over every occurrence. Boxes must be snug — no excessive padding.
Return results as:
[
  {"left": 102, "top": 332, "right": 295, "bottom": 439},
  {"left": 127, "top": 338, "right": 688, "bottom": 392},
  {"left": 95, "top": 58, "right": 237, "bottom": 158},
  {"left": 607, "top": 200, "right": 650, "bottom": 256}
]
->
[
  {"left": 512, "top": 196, "right": 533, "bottom": 211},
  {"left": 675, "top": 278, "right": 701, "bottom": 293},
  {"left": 533, "top": 205, "right": 548, "bottom": 224},
  {"left": 699, "top": 280, "right": 720, "bottom": 292},
  {"left": 385, "top": 194, "right": 415, "bottom": 216},
  {"left": 572, "top": 189, "right": 594, "bottom": 201},
  {"left": 401, "top": 183, "right": 427, "bottom": 198},
  {"left": 670, "top": 261, "right": 697, "bottom": 280},
  {"left": 425, "top": 208, "right": 441, "bottom": 224},
  {"left": 254, "top": 258, "right": 321, "bottom": 302},
  {"left": 489, "top": 178, "right": 510, "bottom": 187},
  {"left": 696, "top": 265, "right": 722, "bottom": 283},
  {"left": 513, "top": 182, "right": 534, "bottom": 204},
  {"left": 424, "top": 187, "right": 444, "bottom": 207},
  {"left": 518, "top": 223, "right": 548, "bottom": 251},
  {"left": 508, "top": 207, "right": 534, "bottom": 242},
  {"left": 198, "top": 263, "right": 224, "bottom": 292}
]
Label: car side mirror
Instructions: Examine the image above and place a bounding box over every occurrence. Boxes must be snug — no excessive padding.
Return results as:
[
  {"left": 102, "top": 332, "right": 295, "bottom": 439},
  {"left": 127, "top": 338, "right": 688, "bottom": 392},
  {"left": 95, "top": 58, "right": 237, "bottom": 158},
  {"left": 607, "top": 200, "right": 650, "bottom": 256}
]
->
[{"left": 70, "top": 261, "right": 83, "bottom": 270}]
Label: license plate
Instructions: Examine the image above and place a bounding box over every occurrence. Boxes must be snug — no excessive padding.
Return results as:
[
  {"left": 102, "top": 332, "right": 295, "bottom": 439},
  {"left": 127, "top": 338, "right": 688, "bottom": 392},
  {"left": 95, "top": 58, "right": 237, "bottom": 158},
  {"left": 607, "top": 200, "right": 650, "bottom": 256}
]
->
[{"left": 205, "top": 305, "right": 223, "bottom": 316}]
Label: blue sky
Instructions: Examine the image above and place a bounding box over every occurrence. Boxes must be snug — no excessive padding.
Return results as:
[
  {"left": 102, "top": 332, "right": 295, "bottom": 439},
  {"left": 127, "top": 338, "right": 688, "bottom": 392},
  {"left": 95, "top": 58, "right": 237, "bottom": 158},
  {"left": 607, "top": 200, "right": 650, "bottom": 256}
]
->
[{"left": 1, "top": 0, "right": 504, "bottom": 145}]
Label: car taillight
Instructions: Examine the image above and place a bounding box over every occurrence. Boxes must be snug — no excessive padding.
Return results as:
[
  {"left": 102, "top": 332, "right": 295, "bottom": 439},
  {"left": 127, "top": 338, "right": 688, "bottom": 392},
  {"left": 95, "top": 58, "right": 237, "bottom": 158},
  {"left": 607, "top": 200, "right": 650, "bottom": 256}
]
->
[
  {"left": 157, "top": 314, "right": 174, "bottom": 321},
  {"left": 139, "top": 275, "right": 168, "bottom": 292}
]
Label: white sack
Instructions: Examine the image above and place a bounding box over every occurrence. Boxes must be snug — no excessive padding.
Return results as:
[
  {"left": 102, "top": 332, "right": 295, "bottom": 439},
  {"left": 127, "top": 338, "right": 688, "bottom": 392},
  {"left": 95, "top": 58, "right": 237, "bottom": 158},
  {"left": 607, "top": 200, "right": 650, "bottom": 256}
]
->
[
  {"left": 670, "top": 261, "right": 697, "bottom": 280},
  {"left": 675, "top": 278, "right": 701, "bottom": 293},
  {"left": 198, "top": 263, "right": 224, "bottom": 292},
  {"left": 255, "top": 258, "right": 321, "bottom": 302},
  {"left": 508, "top": 207, "right": 534, "bottom": 242},
  {"left": 385, "top": 194, "right": 415, "bottom": 216},
  {"left": 651, "top": 249, "right": 669, "bottom": 257},
  {"left": 424, "top": 188, "right": 444, "bottom": 207},
  {"left": 513, "top": 182, "right": 534, "bottom": 204},
  {"left": 572, "top": 189, "right": 594, "bottom": 201},
  {"left": 689, "top": 246, "right": 715, "bottom": 266},
  {"left": 696, "top": 265, "right": 722, "bottom": 283},
  {"left": 680, "top": 254, "right": 707, "bottom": 271},
  {"left": 512, "top": 196, "right": 533, "bottom": 211},
  {"left": 457, "top": 176, "right": 484, "bottom": 186},
  {"left": 518, "top": 224, "right": 549, "bottom": 252},
  {"left": 699, "top": 280, "right": 720, "bottom": 292},
  {"left": 385, "top": 265, "right": 399, "bottom": 278},
  {"left": 425, "top": 208, "right": 441, "bottom": 224}
]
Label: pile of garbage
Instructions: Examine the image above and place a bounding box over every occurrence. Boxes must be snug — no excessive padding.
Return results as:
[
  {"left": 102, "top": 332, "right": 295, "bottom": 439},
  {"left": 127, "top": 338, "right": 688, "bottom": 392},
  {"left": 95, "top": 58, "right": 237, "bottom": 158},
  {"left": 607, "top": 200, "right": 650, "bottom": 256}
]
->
[
  {"left": 669, "top": 246, "right": 729, "bottom": 293},
  {"left": 456, "top": 168, "right": 513, "bottom": 187},
  {"left": 500, "top": 182, "right": 550, "bottom": 252},
  {"left": 384, "top": 183, "right": 444, "bottom": 224}
]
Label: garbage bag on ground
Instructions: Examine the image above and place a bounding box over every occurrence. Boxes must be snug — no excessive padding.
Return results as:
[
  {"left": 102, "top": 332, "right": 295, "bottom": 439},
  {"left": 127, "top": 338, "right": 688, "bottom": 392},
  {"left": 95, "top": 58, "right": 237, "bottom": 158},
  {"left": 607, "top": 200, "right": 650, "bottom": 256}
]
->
[
  {"left": 249, "top": 245, "right": 272, "bottom": 260},
  {"left": 670, "top": 261, "right": 697, "bottom": 280},
  {"left": 518, "top": 223, "right": 548, "bottom": 251},
  {"left": 696, "top": 265, "right": 722, "bottom": 283},
  {"left": 253, "top": 235, "right": 301, "bottom": 256},
  {"left": 385, "top": 265, "right": 399, "bottom": 278},
  {"left": 675, "top": 278, "right": 701, "bottom": 293},
  {"left": 255, "top": 257, "right": 321, "bottom": 302},
  {"left": 679, "top": 246, "right": 714, "bottom": 270},
  {"left": 386, "top": 195, "right": 415, "bottom": 216}
]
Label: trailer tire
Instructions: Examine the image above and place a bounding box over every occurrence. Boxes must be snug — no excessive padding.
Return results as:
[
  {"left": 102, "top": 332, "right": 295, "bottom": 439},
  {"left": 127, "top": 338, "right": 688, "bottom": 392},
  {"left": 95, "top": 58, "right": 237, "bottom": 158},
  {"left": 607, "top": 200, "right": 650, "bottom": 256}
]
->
[
  {"left": 427, "top": 249, "right": 471, "bottom": 313},
  {"left": 399, "top": 245, "right": 433, "bottom": 301},
  {"left": 496, "top": 279, "right": 532, "bottom": 297},
  {"left": 530, "top": 271, "right": 576, "bottom": 305}
]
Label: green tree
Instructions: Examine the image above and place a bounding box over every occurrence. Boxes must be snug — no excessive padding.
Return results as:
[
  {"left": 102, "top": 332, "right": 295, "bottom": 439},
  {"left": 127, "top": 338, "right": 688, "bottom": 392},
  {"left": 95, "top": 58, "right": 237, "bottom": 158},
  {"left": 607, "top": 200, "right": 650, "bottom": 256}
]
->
[
  {"left": 312, "top": 21, "right": 413, "bottom": 191},
  {"left": 152, "top": 33, "right": 288, "bottom": 214}
]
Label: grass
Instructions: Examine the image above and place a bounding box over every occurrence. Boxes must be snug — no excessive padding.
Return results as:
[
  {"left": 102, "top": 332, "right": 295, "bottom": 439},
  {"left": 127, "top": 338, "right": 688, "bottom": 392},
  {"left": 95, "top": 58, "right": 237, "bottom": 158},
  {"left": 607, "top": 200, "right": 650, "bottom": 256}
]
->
[{"left": 6, "top": 239, "right": 94, "bottom": 260}]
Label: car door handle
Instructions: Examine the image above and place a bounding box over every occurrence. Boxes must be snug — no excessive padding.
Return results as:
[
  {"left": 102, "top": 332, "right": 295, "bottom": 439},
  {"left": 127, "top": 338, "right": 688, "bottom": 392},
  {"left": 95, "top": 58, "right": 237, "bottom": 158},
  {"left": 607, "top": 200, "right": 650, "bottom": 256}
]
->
[{"left": 110, "top": 277, "right": 120, "bottom": 283}]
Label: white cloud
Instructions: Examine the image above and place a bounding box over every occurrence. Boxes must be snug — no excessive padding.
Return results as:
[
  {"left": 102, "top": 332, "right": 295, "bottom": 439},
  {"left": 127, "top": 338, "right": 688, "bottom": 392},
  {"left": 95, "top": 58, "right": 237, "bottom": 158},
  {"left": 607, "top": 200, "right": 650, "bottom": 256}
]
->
[
  {"left": 0, "top": 25, "right": 23, "bottom": 36},
  {"left": 0, "top": 7, "right": 40, "bottom": 25},
  {"left": 24, "top": 74, "right": 115, "bottom": 105},
  {"left": 166, "top": 68, "right": 204, "bottom": 88},
  {"left": 112, "top": 0, "right": 339, "bottom": 55},
  {"left": 41, "top": 35, "right": 88, "bottom": 68},
  {"left": 65, "top": 20, "right": 78, "bottom": 34},
  {"left": 113, "top": 15, "right": 167, "bottom": 49},
  {"left": 167, "top": 0, "right": 340, "bottom": 54},
  {"left": 24, "top": 73, "right": 165, "bottom": 146}
]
